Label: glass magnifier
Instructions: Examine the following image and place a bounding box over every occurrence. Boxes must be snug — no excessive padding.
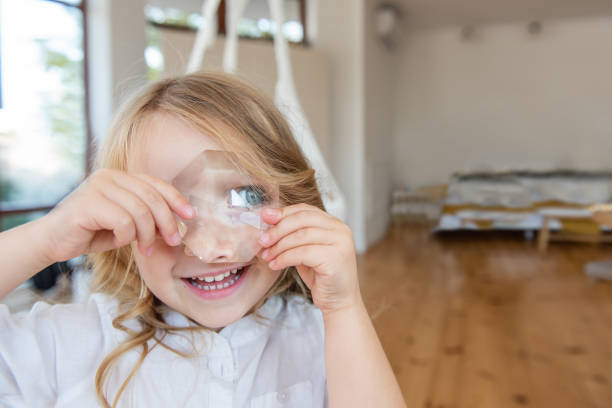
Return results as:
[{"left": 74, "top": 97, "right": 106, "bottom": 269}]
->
[{"left": 172, "top": 150, "right": 279, "bottom": 263}]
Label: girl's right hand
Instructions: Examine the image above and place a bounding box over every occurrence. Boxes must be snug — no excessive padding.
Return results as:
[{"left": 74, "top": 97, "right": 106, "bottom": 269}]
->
[{"left": 38, "top": 169, "right": 194, "bottom": 263}]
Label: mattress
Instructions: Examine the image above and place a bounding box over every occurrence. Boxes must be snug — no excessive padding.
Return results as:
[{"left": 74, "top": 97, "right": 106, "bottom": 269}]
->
[{"left": 435, "top": 170, "right": 612, "bottom": 232}]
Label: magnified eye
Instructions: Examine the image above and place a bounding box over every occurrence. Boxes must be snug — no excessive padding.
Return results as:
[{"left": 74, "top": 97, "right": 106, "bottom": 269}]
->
[{"left": 229, "top": 185, "right": 267, "bottom": 209}]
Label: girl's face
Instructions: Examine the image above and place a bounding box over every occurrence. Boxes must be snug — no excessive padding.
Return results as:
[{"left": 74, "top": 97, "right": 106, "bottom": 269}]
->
[{"left": 131, "top": 112, "right": 281, "bottom": 330}]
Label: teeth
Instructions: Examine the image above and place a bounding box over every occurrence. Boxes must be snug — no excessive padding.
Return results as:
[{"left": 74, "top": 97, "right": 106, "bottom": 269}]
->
[
  {"left": 189, "top": 268, "right": 245, "bottom": 292},
  {"left": 193, "top": 267, "right": 244, "bottom": 282}
]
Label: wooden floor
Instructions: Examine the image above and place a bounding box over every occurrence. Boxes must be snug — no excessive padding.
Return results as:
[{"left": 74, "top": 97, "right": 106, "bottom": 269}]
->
[{"left": 360, "top": 225, "right": 612, "bottom": 408}]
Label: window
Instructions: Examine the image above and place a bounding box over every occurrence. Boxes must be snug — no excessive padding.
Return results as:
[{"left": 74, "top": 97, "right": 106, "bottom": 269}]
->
[
  {"left": 144, "top": 0, "right": 307, "bottom": 78},
  {"left": 0, "top": 0, "right": 90, "bottom": 231}
]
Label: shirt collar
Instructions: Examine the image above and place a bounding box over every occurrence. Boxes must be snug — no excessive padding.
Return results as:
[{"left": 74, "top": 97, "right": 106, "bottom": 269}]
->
[
  {"left": 159, "top": 294, "right": 286, "bottom": 349},
  {"left": 219, "top": 294, "right": 285, "bottom": 347}
]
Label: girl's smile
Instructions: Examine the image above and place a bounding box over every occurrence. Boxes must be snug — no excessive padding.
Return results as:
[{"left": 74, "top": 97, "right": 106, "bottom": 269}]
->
[{"left": 181, "top": 263, "right": 250, "bottom": 300}]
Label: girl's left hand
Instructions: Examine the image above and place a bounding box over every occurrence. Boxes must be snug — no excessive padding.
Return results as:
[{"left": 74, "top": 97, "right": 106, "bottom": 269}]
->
[{"left": 259, "top": 204, "right": 362, "bottom": 316}]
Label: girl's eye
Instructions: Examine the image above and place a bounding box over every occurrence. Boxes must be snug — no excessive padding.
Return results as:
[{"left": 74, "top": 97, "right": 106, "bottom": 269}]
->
[{"left": 229, "top": 186, "right": 266, "bottom": 209}]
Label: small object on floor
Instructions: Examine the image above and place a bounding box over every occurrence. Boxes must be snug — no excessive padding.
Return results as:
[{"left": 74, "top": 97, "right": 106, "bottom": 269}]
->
[{"left": 584, "top": 260, "right": 612, "bottom": 281}]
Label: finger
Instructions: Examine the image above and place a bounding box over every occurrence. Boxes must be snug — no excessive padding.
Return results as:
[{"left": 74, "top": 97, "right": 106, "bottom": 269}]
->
[
  {"left": 260, "top": 209, "right": 335, "bottom": 248},
  {"left": 87, "top": 198, "right": 137, "bottom": 250},
  {"left": 262, "top": 227, "right": 336, "bottom": 261},
  {"left": 112, "top": 175, "right": 181, "bottom": 246},
  {"left": 268, "top": 244, "right": 328, "bottom": 271},
  {"left": 279, "top": 203, "right": 324, "bottom": 217},
  {"left": 101, "top": 186, "right": 158, "bottom": 251},
  {"left": 261, "top": 203, "right": 322, "bottom": 225},
  {"left": 133, "top": 173, "right": 194, "bottom": 219}
]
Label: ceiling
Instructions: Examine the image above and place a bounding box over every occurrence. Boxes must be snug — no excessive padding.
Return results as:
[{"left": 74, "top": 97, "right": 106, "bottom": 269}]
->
[{"left": 392, "top": 0, "right": 612, "bottom": 28}]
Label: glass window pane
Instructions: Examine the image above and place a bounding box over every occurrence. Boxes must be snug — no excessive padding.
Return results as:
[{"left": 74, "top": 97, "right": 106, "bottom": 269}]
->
[
  {"left": 0, "top": 0, "right": 86, "bottom": 209},
  {"left": 144, "top": 0, "right": 304, "bottom": 43},
  {"left": 242, "top": 0, "right": 303, "bottom": 43}
]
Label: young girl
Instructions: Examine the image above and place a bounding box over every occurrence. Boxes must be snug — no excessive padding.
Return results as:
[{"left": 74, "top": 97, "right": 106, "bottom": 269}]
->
[{"left": 0, "top": 73, "right": 406, "bottom": 407}]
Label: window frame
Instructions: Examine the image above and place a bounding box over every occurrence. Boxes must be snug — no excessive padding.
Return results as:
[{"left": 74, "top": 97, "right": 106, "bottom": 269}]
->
[{"left": 0, "top": 0, "right": 92, "bottom": 230}]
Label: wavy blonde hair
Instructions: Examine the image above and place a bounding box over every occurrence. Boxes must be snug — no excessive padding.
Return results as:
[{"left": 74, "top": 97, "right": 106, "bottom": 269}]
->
[{"left": 88, "top": 72, "right": 324, "bottom": 407}]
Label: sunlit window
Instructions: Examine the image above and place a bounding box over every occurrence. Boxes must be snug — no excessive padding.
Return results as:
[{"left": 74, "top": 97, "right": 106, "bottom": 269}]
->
[
  {"left": 144, "top": 1, "right": 305, "bottom": 42},
  {"left": 0, "top": 0, "right": 87, "bottom": 231},
  {"left": 144, "top": 1, "right": 306, "bottom": 79}
]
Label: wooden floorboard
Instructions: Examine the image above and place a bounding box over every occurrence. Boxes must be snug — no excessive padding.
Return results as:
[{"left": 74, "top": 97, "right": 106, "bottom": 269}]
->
[{"left": 360, "top": 225, "right": 612, "bottom": 408}]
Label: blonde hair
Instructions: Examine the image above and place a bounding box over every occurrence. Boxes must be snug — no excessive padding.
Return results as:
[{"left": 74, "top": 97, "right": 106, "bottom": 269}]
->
[{"left": 89, "top": 72, "right": 324, "bottom": 407}]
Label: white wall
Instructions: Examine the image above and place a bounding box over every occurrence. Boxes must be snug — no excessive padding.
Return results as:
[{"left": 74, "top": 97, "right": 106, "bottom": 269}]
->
[
  {"left": 312, "top": 0, "right": 397, "bottom": 249},
  {"left": 313, "top": 0, "right": 367, "bottom": 251},
  {"left": 87, "top": 0, "right": 148, "bottom": 144},
  {"left": 363, "top": 0, "right": 399, "bottom": 246},
  {"left": 392, "top": 16, "right": 612, "bottom": 188}
]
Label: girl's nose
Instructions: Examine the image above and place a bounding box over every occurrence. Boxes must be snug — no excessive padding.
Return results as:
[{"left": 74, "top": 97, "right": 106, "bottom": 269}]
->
[
  {"left": 184, "top": 222, "right": 238, "bottom": 263},
  {"left": 184, "top": 240, "right": 235, "bottom": 263}
]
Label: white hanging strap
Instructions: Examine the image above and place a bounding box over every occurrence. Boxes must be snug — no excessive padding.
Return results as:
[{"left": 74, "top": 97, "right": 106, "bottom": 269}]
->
[
  {"left": 223, "top": 0, "right": 250, "bottom": 73},
  {"left": 267, "top": 0, "right": 347, "bottom": 221},
  {"left": 187, "top": 0, "right": 346, "bottom": 220},
  {"left": 186, "top": 0, "right": 222, "bottom": 73}
]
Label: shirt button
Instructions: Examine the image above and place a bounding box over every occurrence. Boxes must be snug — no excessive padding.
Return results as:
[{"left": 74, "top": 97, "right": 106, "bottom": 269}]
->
[{"left": 277, "top": 391, "right": 289, "bottom": 403}]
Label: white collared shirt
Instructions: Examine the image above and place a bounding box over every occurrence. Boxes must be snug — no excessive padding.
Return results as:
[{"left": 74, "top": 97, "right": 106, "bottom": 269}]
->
[{"left": 0, "top": 293, "right": 328, "bottom": 407}]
